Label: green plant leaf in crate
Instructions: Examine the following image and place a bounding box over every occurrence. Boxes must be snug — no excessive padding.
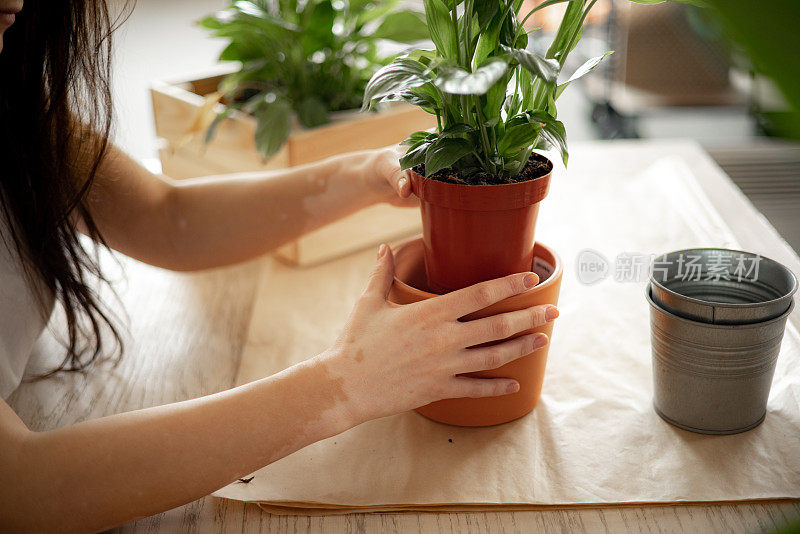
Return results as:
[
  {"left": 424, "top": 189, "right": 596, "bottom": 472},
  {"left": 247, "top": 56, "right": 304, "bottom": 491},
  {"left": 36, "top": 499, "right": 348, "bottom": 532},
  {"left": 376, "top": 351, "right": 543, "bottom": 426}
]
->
[
  {"left": 295, "top": 96, "right": 329, "bottom": 128},
  {"left": 254, "top": 97, "right": 292, "bottom": 158}
]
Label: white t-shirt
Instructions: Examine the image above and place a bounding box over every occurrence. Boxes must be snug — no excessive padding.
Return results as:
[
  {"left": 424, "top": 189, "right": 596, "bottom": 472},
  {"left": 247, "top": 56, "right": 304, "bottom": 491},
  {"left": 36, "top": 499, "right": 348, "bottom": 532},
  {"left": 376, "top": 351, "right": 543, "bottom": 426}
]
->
[{"left": 0, "top": 215, "right": 54, "bottom": 399}]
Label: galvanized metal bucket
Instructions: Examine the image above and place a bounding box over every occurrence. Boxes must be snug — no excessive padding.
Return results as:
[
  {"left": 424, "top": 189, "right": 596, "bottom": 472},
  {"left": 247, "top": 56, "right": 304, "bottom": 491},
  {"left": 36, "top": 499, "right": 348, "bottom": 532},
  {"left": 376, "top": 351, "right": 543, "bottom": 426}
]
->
[
  {"left": 647, "top": 286, "right": 794, "bottom": 434},
  {"left": 650, "top": 248, "right": 797, "bottom": 325}
]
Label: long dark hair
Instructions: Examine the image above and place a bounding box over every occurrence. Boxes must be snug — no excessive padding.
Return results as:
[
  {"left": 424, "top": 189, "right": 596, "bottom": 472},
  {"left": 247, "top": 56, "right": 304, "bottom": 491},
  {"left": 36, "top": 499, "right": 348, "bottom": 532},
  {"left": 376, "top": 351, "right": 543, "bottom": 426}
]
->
[{"left": 0, "top": 1, "right": 126, "bottom": 373}]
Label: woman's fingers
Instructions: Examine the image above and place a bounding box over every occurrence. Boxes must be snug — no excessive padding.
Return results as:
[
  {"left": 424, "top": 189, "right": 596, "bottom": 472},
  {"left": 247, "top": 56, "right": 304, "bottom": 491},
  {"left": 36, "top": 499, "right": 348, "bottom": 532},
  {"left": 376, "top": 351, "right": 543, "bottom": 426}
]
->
[
  {"left": 461, "top": 304, "right": 558, "bottom": 346},
  {"left": 377, "top": 145, "right": 413, "bottom": 199},
  {"left": 385, "top": 163, "right": 409, "bottom": 198},
  {"left": 455, "top": 333, "right": 548, "bottom": 374},
  {"left": 429, "top": 272, "right": 539, "bottom": 319},
  {"left": 396, "top": 174, "right": 411, "bottom": 198},
  {"left": 362, "top": 244, "right": 396, "bottom": 302},
  {"left": 448, "top": 376, "right": 520, "bottom": 399}
]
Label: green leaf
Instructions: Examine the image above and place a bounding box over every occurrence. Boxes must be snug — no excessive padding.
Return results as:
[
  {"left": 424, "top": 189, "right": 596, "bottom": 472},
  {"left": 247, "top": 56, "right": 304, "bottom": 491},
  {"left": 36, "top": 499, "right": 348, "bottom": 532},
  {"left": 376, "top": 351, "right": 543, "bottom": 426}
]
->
[
  {"left": 253, "top": 98, "right": 292, "bottom": 158},
  {"left": 555, "top": 51, "right": 613, "bottom": 98},
  {"left": 295, "top": 96, "right": 329, "bottom": 128},
  {"left": 499, "top": 6, "right": 522, "bottom": 47},
  {"left": 545, "top": 90, "right": 557, "bottom": 118},
  {"left": 473, "top": 9, "right": 505, "bottom": 68},
  {"left": 401, "top": 130, "right": 435, "bottom": 147},
  {"left": 362, "top": 58, "right": 431, "bottom": 109},
  {"left": 423, "top": 0, "right": 459, "bottom": 59},
  {"left": 498, "top": 121, "right": 542, "bottom": 155},
  {"left": 474, "top": 0, "right": 500, "bottom": 32},
  {"left": 399, "top": 141, "right": 432, "bottom": 169},
  {"left": 509, "top": 110, "right": 567, "bottom": 165},
  {"left": 544, "top": 0, "right": 585, "bottom": 64},
  {"left": 519, "top": 0, "right": 582, "bottom": 27},
  {"left": 702, "top": 0, "right": 800, "bottom": 120},
  {"left": 370, "top": 11, "right": 429, "bottom": 42},
  {"left": 503, "top": 93, "right": 522, "bottom": 117},
  {"left": 395, "top": 89, "right": 440, "bottom": 111},
  {"left": 439, "top": 123, "right": 473, "bottom": 137},
  {"left": 537, "top": 118, "right": 568, "bottom": 165},
  {"left": 301, "top": 0, "right": 336, "bottom": 55},
  {"left": 406, "top": 48, "right": 440, "bottom": 64},
  {"left": 435, "top": 58, "right": 508, "bottom": 95},
  {"left": 198, "top": 15, "right": 224, "bottom": 30},
  {"left": 424, "top": 137, "right": 473, "bottom": 175},
  {"left": 483, "top": 77, "right": 508, "bottom": 120},
  {"left": 502, "top": 45, "right": 560, "bottom": 84},
  {"left": 520, "top": 69, "right": 534, "bottom": 109}
]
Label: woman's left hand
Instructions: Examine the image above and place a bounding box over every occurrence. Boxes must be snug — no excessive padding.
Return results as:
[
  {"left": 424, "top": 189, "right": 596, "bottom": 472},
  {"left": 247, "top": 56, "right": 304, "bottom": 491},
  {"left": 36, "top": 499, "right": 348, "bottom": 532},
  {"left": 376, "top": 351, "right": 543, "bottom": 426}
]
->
[{"left": 354, "top": 145, "right": 418, "bottom": 208}]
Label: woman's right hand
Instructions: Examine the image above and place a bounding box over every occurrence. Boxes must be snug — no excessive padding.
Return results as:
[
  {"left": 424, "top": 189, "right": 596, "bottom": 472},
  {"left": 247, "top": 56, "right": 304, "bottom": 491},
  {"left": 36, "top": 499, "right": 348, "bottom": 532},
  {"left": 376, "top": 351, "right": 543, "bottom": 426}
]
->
[{"left": 318, "top": 244, "right": 559, "bottom": 426}]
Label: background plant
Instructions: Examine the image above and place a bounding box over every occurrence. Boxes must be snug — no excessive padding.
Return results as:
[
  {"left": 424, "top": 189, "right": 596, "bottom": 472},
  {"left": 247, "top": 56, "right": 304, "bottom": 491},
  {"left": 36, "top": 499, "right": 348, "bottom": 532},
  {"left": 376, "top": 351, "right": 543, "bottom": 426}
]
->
[
  {"left": 700, "top": 0, "right": 800, "bottom": 140},
  {"left": 362, "top": 0, "right": 704, "bottom": 183},
  {"left": 200, "top": 0, "right": 428, "bottom": 157}
]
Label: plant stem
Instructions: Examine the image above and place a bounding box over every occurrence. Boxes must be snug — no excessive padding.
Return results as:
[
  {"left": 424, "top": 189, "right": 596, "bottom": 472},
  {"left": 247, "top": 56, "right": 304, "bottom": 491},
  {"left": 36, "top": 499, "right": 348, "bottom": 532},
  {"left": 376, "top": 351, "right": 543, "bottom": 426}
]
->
[
  {"left": 452, "top": 3, "right": 468, "bottom": 130},
  {"left": 474, "top": 95, "right": 495, "bottom": 173},
  {"left": 450, "top": 3, "right": 461, "bottom": 66},
  {"left": 464, "top": 0, "right": 474, "bottom": 69}
]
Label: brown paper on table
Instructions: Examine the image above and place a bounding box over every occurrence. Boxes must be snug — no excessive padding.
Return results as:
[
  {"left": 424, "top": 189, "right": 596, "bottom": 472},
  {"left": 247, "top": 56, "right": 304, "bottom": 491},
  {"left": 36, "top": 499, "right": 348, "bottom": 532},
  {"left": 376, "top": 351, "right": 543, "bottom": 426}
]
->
[{"left": 215, "top": 152, "right": 800, "bottom": 514}]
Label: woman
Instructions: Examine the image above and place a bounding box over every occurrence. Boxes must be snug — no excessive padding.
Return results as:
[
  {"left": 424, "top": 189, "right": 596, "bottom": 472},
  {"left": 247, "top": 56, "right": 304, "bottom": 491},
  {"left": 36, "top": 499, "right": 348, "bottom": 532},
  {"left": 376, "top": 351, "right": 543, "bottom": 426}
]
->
[{"left": 0, "top": 1, "right": 556, "bottom": 531}]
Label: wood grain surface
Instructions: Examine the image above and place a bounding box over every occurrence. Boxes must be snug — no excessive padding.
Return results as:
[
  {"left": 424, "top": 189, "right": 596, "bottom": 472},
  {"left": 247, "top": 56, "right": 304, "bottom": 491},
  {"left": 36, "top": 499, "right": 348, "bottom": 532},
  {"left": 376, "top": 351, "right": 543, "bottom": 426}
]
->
[{"left": 8, "top": 140, "right": 799, "bottom": 533}]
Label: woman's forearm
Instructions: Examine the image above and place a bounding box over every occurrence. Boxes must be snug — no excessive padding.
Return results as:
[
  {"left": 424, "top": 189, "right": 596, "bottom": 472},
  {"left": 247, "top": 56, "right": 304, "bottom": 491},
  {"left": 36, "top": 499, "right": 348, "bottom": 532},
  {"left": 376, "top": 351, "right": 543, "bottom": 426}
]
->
[
  {"left": 85, "top": 145, "right": 408, "bottom": 271},
  {"left": 164, "top": 151, "right": 385, "bottom": 269},
  {"left": 0, "top": 355, "right": 355, "bottom": 533}
]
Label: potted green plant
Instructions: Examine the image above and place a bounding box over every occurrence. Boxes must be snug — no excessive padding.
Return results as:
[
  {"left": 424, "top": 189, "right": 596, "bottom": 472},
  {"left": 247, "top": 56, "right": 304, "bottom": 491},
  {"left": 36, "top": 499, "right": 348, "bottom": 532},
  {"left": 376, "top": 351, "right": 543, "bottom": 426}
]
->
[
  {"left": 362, "top": 0, "right": 699, "bottom": 292},
  {"left": 198, "top": 0, "right": 430, "bottom": 157}
]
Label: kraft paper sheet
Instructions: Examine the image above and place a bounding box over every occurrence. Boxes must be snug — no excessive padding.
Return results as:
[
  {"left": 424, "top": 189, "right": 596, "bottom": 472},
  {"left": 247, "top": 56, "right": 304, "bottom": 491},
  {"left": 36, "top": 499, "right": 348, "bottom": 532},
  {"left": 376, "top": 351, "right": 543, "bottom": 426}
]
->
[{"left": 215, "top": 155, "right": 800, "bottom": 514}]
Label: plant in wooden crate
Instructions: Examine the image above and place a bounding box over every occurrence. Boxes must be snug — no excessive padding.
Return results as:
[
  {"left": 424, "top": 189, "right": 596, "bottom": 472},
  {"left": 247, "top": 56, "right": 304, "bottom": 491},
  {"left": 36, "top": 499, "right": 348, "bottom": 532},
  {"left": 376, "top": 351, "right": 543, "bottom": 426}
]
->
[
  {"left": 365, "top": 0, "right": 703, "bottom": 426},
  {"left": 151, "top": 0, "right": 438, "bottom": 265},
  {"left": 198, "top": 0, "right": 429, "bottom": 157}
]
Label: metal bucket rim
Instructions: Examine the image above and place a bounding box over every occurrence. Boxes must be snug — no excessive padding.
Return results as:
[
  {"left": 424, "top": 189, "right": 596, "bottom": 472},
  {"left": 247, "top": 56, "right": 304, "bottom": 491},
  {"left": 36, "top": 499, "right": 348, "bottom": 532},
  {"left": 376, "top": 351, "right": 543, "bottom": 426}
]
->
[
  {"left": 646, "top": 283, "right": 795, "bottom": 330},
  {"left": 650, "top": 247, "right": 798, "bottom": 311}
]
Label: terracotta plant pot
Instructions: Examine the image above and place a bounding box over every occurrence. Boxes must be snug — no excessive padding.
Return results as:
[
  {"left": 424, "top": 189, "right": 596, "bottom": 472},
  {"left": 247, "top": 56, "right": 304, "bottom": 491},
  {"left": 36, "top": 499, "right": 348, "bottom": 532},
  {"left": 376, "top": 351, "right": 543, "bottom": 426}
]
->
[
  {"left": 410, "top": 160, "right": 553, "bottom": 293},
  {"left": 388, "top": 236, "right": 563, "bottom": 427}
]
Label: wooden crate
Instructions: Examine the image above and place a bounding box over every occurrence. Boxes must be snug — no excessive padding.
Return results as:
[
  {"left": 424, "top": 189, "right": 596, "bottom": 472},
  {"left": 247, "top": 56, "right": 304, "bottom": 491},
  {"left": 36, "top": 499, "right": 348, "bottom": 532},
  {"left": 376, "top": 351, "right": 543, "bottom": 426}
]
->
[{"left": 150, "top": 69, "right": 434, "bottom": 265}]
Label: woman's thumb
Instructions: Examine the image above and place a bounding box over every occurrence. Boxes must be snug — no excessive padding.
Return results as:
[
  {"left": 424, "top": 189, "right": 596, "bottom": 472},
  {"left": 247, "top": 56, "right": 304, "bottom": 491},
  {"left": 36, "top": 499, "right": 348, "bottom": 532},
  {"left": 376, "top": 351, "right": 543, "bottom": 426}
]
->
[{"left": 364, "top": 244, "right": 396, "bottom": 301}]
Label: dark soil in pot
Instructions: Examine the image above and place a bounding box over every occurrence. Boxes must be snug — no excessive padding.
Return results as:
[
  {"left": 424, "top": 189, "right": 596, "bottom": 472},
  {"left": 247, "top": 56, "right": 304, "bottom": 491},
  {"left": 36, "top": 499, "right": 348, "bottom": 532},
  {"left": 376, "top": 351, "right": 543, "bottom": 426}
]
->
[{"left": 413, "top": 153, "right": 552, "bottom": 186}]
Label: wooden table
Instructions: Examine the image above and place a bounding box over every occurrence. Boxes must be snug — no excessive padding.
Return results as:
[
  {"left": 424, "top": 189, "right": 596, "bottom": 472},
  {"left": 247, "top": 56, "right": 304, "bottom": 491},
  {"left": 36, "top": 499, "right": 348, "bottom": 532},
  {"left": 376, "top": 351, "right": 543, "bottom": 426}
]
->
[{"left": 9, "top": 140, "right": 800, "bottom": 533}]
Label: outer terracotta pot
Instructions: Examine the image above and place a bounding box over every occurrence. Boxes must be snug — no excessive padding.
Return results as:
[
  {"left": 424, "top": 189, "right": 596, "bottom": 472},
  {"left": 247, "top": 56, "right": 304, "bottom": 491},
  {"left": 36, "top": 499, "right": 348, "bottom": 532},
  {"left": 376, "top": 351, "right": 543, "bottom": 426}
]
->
[
  {"left": 388, "top": 236, "right": 563, "bottom": 427},
  {"left": 410, "top": 161, "right": 552, "bottom": 293}
]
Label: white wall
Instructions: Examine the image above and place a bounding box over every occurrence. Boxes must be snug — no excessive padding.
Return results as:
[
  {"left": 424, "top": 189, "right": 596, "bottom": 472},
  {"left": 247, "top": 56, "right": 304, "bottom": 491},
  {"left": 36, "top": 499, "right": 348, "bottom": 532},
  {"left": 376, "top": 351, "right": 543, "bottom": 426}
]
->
[{"left": 109, "top": 0, "right": 226, "bottom": 163}]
